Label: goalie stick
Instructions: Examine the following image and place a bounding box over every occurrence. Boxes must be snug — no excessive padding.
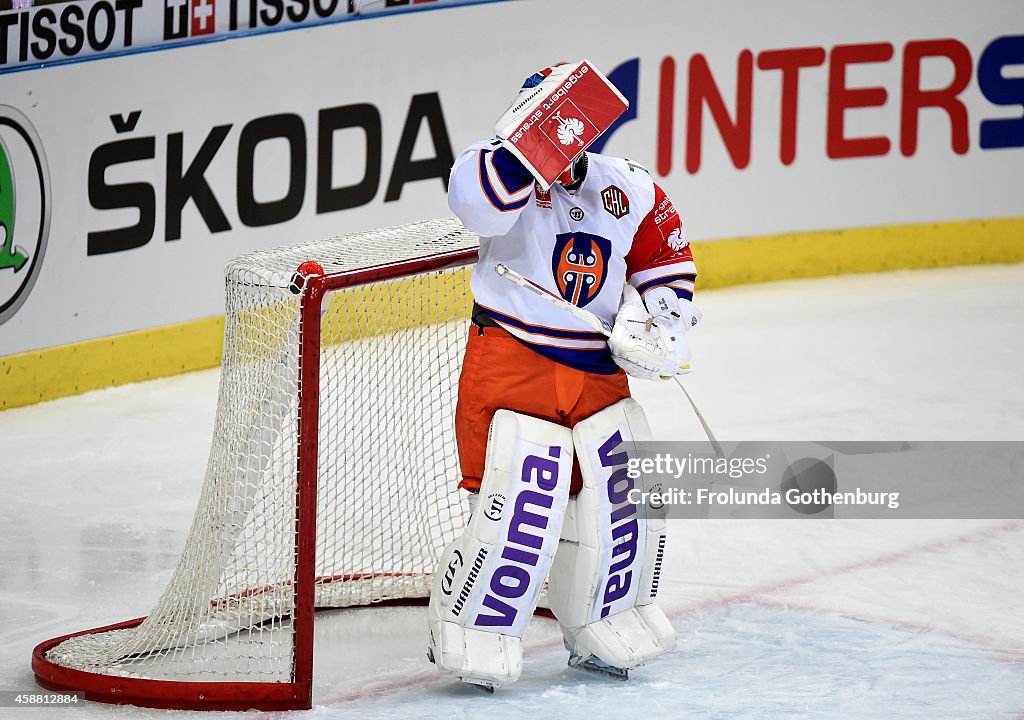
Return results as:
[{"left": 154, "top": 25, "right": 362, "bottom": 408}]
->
[{"left": 494, "top": 263, "right": 724, "bottom": 458}]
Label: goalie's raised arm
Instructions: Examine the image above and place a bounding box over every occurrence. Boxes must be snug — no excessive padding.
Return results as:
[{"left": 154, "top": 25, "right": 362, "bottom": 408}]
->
[{"left": 447, "top": 140, "right": 534, "bottom": 238}]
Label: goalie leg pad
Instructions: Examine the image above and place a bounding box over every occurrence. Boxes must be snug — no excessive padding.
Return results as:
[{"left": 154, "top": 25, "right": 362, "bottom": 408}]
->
[
  {"left": 547, "top": 398, "right": 677, "bottom": 670},
  {"left": 428, "top": 410, "right": 574, "bottom": 688}
]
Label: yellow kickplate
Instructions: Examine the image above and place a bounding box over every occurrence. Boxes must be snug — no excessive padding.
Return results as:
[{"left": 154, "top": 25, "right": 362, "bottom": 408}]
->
[{"left": 2, "top": 217, "right": 1022, "bottom": 410}]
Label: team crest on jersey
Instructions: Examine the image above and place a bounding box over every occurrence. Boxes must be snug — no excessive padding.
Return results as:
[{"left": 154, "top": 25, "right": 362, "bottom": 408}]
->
[
  {"left": 601, "top": 185, "right": 630, "bottom": 219},
  {"left": 551, "top": 232, "right": 611, "bottom": 308}
]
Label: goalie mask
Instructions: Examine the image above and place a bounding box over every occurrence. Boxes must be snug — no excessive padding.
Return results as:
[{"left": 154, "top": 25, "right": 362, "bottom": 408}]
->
[{"left": 557, "top": 152, "right": 588, "bottom": 190}]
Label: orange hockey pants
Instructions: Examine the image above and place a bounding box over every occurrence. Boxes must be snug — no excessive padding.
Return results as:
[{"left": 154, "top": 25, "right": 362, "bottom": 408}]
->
[{"left": 455, "top": 325, "right": 631, "bottom": 495}]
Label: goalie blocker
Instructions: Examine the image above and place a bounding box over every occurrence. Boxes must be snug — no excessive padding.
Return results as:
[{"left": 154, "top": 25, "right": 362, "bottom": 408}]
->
[
  {"left": 494, "top": 60, "right": 628, "bottom": 189},
  {"left": 428, "top": 400, "right": 675, "bottom": 688}
]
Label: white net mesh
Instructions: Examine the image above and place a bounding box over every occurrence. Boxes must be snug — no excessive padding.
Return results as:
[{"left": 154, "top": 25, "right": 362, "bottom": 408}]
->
[{"left": 45, "top": 217, "right": 479, "bottom": 684}]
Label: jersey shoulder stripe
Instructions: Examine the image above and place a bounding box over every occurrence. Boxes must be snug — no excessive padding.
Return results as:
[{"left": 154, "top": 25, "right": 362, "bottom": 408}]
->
[{"left": 478, "top": 150, "right": 531, "bottom": 212}]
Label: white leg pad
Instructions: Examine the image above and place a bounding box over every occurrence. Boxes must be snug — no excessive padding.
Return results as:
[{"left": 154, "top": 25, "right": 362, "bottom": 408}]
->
[
  {"left": 637, "top": 603, "right": 677, "bottom": 649},
  {"left": 428, "top": 410, "right": 574, "bottom": 688},
  {"left": 571, "top": 606, "right": 674, "bottom": 669},
  {"left": 548, "top": 398, "right": 677, "bottom": 669},
  {"left": 430, "top": 620, "right": 523, "bottom": 688}
]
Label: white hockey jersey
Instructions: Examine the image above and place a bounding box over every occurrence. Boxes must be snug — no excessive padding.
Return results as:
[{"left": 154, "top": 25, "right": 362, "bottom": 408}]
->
[{"left": 448, "top": 139, "right": 697, "bottom": 374}]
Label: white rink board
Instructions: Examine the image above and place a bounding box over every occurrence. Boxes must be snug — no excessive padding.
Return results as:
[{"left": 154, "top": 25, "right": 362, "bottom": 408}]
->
[{"left": 0, "top": 0, "right": 1021, "bottom": 354}]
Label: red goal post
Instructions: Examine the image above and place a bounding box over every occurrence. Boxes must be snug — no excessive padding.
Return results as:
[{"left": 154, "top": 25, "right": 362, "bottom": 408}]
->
[{"left": 32, "top": 217, "right": 480, "bottom": 711}]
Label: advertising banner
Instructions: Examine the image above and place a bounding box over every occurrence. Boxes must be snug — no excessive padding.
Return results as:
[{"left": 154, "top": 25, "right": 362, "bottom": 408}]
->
[
  {"left": 0, "top": 0, "right": 512, "bottom": 74},
  {"left": 0, "top": 0, "right": 1021, "bottom": 356},
  {"left": 0, "top": 0, "right": 356, "bottom": 72}
]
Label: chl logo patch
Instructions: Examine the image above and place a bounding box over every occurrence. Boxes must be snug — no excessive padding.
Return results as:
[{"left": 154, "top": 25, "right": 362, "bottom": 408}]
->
[
  {"left": 552, "top": 232, "right": 611, "bottom": 308},
  {"left": 601, "top": 185, "right": 629, "bottom": 219}
]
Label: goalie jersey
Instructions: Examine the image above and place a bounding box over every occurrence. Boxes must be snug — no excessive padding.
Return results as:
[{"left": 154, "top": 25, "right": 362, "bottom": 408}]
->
[{"left": 448, "top": 139, "right": 698, "bottom": 374}]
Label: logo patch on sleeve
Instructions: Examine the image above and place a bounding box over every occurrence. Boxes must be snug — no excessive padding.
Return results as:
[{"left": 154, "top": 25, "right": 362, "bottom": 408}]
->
[
  {"left": 601, "top": 185, "right": 629, "bottom": 219},
  {"left": 653, "top": 195, "right": 688, "bottom": 251}
]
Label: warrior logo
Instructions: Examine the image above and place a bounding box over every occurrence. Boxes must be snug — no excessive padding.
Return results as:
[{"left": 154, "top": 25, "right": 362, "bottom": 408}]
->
[
  {"left": 484, "top": 493, "right": 506, "bottom": 522},
  {"left": 554, "top": 112, "right": 586, "bottom": 147},
  {"left": 441, "top": 549, "right": 463, "bottom": 596},
  {"left": 551, "top": 232, "right": 611, "bottom": 308},
  {"left": 0, "top": 106, "right": 51, "bottom": 328}
]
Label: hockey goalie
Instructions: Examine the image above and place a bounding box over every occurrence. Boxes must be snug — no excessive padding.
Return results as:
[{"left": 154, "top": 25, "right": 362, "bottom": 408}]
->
[{"left": 427, "top": 61, "right": 702, "bottom": 690}]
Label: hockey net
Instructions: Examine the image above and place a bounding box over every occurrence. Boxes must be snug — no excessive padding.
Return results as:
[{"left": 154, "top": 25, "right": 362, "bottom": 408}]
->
[{"left": 33, "top": 217, "right": 479, "bottom": 710}]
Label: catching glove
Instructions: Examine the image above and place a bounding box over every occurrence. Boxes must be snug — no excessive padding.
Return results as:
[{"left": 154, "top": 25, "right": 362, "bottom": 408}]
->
[{"left": 608, "top": 285, "right": 701, "bottom": 380}]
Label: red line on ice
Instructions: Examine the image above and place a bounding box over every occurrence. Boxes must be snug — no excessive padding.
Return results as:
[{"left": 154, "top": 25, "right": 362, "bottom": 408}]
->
[{"left": 321, "top": 520, "right": 1023, "bottom": 705}]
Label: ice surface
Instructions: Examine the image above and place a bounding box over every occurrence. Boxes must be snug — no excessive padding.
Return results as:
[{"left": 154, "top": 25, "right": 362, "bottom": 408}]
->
[{"left": 2, "top": 264, "right": 1023, "bottom": 719}]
